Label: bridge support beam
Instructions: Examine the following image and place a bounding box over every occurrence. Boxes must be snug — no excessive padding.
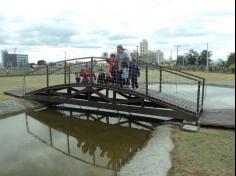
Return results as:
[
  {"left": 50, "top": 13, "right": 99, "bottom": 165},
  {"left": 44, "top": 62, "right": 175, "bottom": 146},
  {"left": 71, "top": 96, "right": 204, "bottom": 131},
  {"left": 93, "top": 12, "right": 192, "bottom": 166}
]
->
[{"left": 28, "top": 95, "right": 197, "bottom": 121}]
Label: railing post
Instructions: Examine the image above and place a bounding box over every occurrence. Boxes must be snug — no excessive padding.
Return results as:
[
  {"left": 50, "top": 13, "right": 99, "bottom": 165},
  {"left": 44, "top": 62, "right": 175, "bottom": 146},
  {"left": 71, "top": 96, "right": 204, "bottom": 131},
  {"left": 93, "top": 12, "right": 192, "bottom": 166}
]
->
[
  {"left": 68, "top": 65, "right": 71, "bottom": 85},
  {"left": 159, "top": 66, "right": 163, "bottom": 92},
  {"left": 196, "top": 81, "right": 201, "bottom": 115},
  {"left": 64, "top": 60, "right": 67, "bottom": 85},
  {"left": 46, "top": 65, "right": 49, "bottom": 88},
  {"left": 201, "top": 78, "right": 205, "bottom": 108},
  {"left": 22, "top": 76, "right": 26, "bottom": 97},
  {"left": 145, "top": 65, "right": 148, "bottom": 96},
  {"left": 49, "top": 127, "right": 53, "bottom": 146},
  {"left": 90, "top": 57, "right": 93, "bottom": 85}
]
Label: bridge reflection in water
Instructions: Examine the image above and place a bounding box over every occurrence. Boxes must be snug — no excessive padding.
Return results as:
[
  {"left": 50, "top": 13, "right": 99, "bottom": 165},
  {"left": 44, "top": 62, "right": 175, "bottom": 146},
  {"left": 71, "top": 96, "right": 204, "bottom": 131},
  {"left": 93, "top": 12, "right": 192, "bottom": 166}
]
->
[{"left": 25, "top": 108, "right": 153, "bottom": 171}]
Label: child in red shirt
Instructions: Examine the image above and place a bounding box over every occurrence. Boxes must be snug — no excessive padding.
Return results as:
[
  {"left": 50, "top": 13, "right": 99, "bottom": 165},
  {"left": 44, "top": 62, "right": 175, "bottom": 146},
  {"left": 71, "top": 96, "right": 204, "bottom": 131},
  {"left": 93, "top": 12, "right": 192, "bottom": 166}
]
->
[{"left": 106, "top": 54, "right": 118, "bottom": 73}]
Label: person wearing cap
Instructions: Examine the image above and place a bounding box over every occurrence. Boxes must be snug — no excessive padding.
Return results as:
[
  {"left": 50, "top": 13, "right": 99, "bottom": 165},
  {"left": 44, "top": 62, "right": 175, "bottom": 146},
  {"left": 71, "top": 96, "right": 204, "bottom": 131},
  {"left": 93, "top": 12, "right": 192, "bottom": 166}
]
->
[{"left": 117, "top": 45, "right": 132, "bottom": 63}]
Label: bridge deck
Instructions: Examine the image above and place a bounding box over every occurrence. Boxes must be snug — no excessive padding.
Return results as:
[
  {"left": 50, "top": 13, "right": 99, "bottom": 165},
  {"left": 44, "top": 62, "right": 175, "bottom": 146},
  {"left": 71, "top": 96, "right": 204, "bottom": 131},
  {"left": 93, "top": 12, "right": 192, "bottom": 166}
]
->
[{"left": 136, "top": 87, "right": 200, "bottom": 114}]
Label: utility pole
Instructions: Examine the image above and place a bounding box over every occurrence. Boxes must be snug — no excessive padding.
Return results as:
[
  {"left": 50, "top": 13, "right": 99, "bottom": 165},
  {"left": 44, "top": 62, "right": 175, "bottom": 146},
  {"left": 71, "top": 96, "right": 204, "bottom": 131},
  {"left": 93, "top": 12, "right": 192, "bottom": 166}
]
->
[
  {"left": 175, "top": 45, "right": 181, "bottom": 65},
  {"left": 64, "top": 51, "right": 67, "bottom": 61},
  {"left": 202, "top": 43, "right": 209, "bottom": 71},
  {"left": 170, "top": 50, "right": 173, "bottom": 63},
  {"left": 206, "top": 43, "right": 209, "bottom": 71}
]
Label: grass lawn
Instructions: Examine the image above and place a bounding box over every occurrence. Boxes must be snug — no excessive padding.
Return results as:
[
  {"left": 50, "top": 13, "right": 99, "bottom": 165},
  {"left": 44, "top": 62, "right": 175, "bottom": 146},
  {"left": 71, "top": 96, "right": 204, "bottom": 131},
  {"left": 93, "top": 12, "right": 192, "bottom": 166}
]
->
[
  {"left": 169, "top": 127, "right": 235, "bottom": 176},
  {"left": 0, "top": 74, "right": 69, "bottom": 101},
  {"left": 186, "top": 71, "right": 235, "bottom": 82},
  {"left": 0, "top": 76, "right": 24, "bottom": 100},
  {"left": 139, "top": 70, "right": 235, "bottom": 85}
]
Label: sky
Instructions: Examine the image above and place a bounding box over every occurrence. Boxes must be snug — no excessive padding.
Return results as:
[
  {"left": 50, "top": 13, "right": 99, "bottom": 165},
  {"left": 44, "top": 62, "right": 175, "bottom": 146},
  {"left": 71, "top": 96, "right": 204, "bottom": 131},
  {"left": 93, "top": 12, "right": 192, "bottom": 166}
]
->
[{"left": 0, "top": 0, "right": 235, "bottom": 63}]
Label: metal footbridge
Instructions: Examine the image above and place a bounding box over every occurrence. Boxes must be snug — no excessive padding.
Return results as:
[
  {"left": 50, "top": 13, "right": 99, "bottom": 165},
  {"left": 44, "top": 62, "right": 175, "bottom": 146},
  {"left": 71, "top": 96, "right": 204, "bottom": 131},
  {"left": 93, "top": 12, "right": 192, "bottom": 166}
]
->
[{"left": 21, "top": 57, "right": 205, "bottom": 123}]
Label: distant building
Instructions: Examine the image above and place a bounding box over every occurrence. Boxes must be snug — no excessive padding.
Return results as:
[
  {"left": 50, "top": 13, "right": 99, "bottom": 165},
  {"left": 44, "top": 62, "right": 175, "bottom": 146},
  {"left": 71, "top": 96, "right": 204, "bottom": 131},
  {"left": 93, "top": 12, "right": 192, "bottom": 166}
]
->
[
  {"left": 1, "top": 50, "right": 28, "bottom": 67},
  {"left": 154, "top": 50, "right": 164, "bottom": 64},
  {"left": 140, "top": 39, "right": 148, "bottom": 56}
]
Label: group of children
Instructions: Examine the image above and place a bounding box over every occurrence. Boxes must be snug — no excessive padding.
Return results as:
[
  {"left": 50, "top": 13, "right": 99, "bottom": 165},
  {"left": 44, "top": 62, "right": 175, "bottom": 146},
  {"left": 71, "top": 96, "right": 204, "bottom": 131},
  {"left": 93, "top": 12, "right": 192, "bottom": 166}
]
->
[
  {"left": 74, "top": 69, "right": 97, "bottom": 84},
  {"left": 74, "top": 54, "right": 140, "bottom": 89}
]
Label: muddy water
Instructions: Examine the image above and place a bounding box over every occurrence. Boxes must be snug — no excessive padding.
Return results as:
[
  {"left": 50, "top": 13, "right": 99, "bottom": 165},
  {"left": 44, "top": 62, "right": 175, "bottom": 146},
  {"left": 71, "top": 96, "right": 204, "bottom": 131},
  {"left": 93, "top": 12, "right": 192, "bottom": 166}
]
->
[{"left": 0, "top": 108, "right": 152, "bottom": 176}]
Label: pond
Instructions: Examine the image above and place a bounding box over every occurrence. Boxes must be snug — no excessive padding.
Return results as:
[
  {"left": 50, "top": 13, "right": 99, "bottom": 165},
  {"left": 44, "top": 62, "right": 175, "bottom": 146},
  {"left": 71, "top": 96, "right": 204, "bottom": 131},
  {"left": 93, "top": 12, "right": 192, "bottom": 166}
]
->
[
  {"left": 149, "top": 84, "right": 235, "bottom": 109},
  {"left": 0, "top": 108, "right": 153, "bottom": 176},
  {"left": 0, "top": 85, "right": 234, "bottom": 176}
]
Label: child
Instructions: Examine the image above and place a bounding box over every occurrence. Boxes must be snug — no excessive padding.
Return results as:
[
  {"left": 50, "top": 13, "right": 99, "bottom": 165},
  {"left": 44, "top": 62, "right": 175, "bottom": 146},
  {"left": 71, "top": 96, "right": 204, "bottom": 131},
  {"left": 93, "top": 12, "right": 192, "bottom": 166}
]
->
[
  {"left": 97, "top": 69, "right": 106, "bottom": 84},
  {"left": 87, "top": 69, "right": 97, "bottom": 84},
  {"left": 111, "top": 63, "right": 119, "bottom": 85},
  {"left": 105, "top": 73, "right": 112, "bottom": 85},
  {"left": 74, "top": 71, "right": 80, "bottom": 84},
  {"left": 129, "top": 59, "right": 140, "bottom": 89},
  {"left": 121, "top": 62, "right": 129, "bottom": 88},
  {"left": 106, "top": 54, "right": 118, "bottom": 73},
  {"left": 80, "top": 69, "right": 88, "bottom": 84}
]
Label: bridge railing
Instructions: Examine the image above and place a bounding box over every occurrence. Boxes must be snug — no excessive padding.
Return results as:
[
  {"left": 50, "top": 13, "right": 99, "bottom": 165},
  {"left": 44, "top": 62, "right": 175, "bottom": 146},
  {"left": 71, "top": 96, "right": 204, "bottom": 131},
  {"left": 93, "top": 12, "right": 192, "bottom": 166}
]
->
[
  {"left": 23, "top": 57, "right": 205, "bottom": 115},
  {"left": 137, "top": 64, "right": 205, "bottom": 114}
]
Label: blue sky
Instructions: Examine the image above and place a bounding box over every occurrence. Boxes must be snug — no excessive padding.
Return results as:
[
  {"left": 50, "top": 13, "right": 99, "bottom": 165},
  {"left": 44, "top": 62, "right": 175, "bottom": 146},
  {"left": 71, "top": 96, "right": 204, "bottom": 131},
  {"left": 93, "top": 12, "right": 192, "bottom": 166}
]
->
[{"left": 0, "top": 0, "right": 235, "bottom": 63}]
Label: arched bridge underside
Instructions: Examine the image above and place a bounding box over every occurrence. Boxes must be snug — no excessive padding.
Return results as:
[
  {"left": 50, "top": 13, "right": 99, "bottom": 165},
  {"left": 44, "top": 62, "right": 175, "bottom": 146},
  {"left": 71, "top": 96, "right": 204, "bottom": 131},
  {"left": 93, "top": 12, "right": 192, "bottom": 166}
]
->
[{"left": 26, "top": 83, "right": 202, "bottom": 122}]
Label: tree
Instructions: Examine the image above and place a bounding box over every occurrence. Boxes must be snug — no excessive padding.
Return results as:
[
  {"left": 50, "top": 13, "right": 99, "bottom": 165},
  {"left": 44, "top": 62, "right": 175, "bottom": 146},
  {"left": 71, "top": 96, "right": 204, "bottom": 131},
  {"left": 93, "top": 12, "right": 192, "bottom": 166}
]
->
[
  {"left": 37, "top": 60, "right": 46, "bottom": 65},
  {"left": 176, "top": 55, "right": 184, "bottom": 66},
  {"left": 227, "top": 53, "right": 235, "bottom": 73},
  {"left": 227, "top": 52, "right": 235, "bottom": 66},
  {"left": 184, "top": 49, "right": 199, "bottom": 65},
  {"left": 198, "top": 50, "right": 212, "bottom": 66}
]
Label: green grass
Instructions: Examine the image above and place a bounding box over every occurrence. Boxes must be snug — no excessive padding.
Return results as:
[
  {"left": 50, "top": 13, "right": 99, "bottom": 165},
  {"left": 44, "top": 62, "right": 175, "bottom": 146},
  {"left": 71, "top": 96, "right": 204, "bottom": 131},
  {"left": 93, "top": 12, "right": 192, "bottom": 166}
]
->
[
  {"left": 169, "top": 127, "right": 235, "bottom": 176},
  {"left": 0, "top": 67, "right": 31, "bottom": 76},
  {"left": 0, "top": 74, "right": 71, "bottom": 101},
  {"left": 186, "top": 71, "right": 235, "bottom": 82}
]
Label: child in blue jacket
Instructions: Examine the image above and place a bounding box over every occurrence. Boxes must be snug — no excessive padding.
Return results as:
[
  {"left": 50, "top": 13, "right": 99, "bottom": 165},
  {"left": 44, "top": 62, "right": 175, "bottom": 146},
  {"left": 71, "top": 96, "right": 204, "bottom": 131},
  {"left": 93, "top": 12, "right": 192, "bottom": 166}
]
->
[{"left": 129, "top": 59, "right": 140, "bottom": 89}]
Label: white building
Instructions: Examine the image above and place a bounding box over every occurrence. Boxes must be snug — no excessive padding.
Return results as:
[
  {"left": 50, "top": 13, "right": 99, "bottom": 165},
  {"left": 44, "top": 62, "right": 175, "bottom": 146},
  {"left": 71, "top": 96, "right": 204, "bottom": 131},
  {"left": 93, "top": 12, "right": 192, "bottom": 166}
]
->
[
  {"left": 154, "top": 50, "right": 164, "bottom": 64},
  {"left": 1, "top": 50, "right": 28, "bottom": 67},
  {"left": 140, "top": 39, "right": 148, "bottom": 56},
  {"left": 16, "top": 54, "right": 28, "bottom": 67}
]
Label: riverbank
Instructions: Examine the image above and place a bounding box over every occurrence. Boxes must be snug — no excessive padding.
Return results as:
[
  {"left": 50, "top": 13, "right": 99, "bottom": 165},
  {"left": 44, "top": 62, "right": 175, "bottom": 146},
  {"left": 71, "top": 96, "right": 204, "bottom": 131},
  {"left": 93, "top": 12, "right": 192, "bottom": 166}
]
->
[{"left": 118, "top": 125, "right": 174, "bottom": 176}]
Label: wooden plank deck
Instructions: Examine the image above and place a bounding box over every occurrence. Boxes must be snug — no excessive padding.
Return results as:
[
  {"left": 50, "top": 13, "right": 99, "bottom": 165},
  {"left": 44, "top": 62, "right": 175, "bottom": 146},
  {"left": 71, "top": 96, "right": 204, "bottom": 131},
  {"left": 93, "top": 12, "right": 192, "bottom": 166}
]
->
[
  {"left": 4, "top": 88, "right": 37, "bottom": 98},
  {"left": 199, "top": 109, "right": 235, "bottom": 128},
  {"left": 136, "top": 87, "right": 199, "bottom": 114}
]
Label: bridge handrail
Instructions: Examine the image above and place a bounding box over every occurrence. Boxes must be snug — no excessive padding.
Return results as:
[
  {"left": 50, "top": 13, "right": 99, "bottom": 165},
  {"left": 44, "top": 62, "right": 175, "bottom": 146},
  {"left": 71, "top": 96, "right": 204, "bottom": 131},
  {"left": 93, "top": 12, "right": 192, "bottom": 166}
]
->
[
  {"left": 24, "top": 56, "right": 205, "bottom": 82},
  {"left": 144, "top": 64, "right": 205, "bottom": 82},
  {"left": 163, "top": 67, "right": 205, "bottom": 82},
  {"left": 24, "top": 56, "right": 107, "bottom": 76}
]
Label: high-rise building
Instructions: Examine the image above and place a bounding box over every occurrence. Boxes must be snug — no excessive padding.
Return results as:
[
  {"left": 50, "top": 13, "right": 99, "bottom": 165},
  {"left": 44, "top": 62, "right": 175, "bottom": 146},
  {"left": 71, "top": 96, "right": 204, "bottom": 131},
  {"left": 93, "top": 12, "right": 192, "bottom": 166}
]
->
[
  {"left": 1, "top": 50, "right": 28, "bottom": 67},
  {"left": 140, "top": 39, "right": 148, "bottom": 56},
  {"left": 154, "top": 50, "right": 164, "bottom": 64}
]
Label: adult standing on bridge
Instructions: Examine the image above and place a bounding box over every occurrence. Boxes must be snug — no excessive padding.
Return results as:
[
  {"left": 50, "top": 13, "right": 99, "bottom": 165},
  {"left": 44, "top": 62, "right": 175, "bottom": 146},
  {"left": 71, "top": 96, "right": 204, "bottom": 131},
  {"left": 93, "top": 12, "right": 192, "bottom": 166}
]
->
[{"left": 116, "top": 45, "right": 132, "bottom": 63}]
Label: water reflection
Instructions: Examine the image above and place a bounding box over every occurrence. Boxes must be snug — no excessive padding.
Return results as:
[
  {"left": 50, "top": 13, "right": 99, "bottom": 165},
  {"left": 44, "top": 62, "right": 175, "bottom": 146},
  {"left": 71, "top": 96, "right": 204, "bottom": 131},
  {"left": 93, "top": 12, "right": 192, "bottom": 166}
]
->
[{"left": 25, "top": 108, "right": 151, "bottom": 171}]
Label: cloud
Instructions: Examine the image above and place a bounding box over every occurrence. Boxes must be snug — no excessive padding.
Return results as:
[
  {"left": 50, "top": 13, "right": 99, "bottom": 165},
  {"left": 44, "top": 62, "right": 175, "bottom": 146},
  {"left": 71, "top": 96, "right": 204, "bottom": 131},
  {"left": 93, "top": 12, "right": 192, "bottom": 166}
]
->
[
  {"left": 156, "top": 27, "right": 209, "bottom": 38},
  {"left": 0, "top": 0, "right": 234, "bottom": 62},
  {"left": 18, "top": 26, "right": 76, "bottom": 46},
  {"left": 108, "top": 34, "right": 139, "bottom": 41}
]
